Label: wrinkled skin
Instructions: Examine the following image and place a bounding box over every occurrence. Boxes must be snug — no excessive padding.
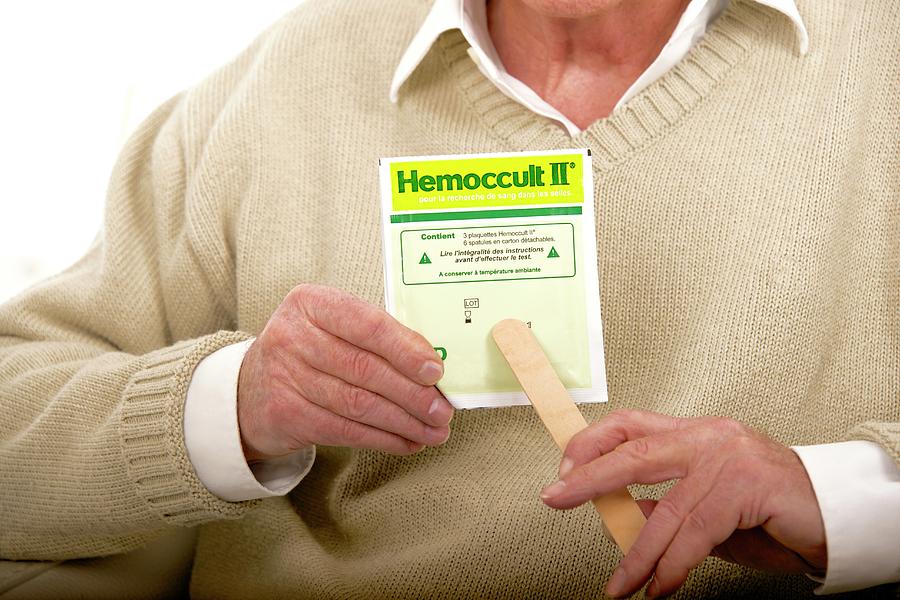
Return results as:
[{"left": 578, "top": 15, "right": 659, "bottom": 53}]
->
[
  {"left": 541, "top": 409, "right": 827, "bottom": 598},
  {"left": 237, "top": 284, "right": 453, "bottom": 462}
]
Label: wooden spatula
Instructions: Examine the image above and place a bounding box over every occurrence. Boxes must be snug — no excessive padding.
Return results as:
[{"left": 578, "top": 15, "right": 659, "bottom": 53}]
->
[{"left": 491, "top": 318, "right": 646, "bottom": 553}]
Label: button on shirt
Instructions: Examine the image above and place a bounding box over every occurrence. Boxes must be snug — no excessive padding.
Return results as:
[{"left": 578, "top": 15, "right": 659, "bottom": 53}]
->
[{"left": 181, "top": 0, "right": 900, "bottom": 594}]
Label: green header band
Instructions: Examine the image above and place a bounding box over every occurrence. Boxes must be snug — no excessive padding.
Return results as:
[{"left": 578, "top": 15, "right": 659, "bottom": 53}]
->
[
  {"left": 390, "top": 153, "right": 584, "bottom": 211},
  {"left": 390, "top": 206, "right": 582, "bottom": 223}
]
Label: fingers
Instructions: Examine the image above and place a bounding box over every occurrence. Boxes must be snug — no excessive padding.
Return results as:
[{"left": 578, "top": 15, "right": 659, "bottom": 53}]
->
[
  {"left": 292, "top": 284, "right": 444, "bottom": 386},
  {"left": 292, "top": 324, "right": 453, "bottom": 427},
  {"left": 540, "top": 411, "right": 826, "bottom": 598},
  {"left": 643, "top": 488, "right": 742, "bottom": 598},
  {"left": 561, "top": 411, "right": 745, "bottom": 478},
  {"left": 295, "top": 361, "right": 450, "bottom": 447},
  {"left": 543, "top": 426, "right": 727, "bottom": 509},
  {"left": 602, "top": 442, "right": 782, "bottom": 598},
  {"left": 243, "top": 284, "right": 457, "bottom": 461},
  {"left": 561, "top": 409, "right": 680, "bottom": 476},
  {"left": 604, "top": 459, "right": 726, "bottom": 598},
  {"left": 292, "top": 397, "right": 426, "bottom": 455}
]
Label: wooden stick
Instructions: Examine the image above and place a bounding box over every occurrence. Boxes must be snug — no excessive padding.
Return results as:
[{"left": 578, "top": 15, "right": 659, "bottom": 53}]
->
[{"left": 491, "top": 318, "right": 646, "bottom": 553}]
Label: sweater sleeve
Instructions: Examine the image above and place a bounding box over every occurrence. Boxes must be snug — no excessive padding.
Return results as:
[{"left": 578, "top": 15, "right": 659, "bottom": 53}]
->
[
  {"left": 0, "top": 42, "right": 270, "bottom": 559},
  {"left": 848, "top": 422, "right": 900, "bottom": 467}
]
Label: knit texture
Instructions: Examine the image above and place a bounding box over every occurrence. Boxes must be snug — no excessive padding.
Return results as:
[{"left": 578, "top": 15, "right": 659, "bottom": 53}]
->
[
  {"left": 1, "top": 0, "right": 898, "bottom": 597},
  {"left": 850, "top": 422, "right": 900, "bottom": 465}
]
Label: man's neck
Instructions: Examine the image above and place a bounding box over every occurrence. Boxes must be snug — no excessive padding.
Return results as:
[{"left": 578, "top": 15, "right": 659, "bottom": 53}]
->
[{"left": 487, "top": 0, "right": 691, "bottom": 128}]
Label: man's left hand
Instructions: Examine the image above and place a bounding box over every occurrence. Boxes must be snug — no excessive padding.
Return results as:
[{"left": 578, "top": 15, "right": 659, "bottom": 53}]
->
[{"left": 539, "top": 409, "right": 827, "bottom": 598}]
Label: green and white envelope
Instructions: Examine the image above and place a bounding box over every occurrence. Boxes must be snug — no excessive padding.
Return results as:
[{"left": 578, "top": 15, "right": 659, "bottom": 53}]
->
[{"left": 379, "top": 149, "right": 607, "bottom": 409}]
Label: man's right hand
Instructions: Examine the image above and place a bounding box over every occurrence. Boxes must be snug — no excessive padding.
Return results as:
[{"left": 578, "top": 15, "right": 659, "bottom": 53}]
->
[{"left": 236, "top": 284, "right": 453, "bottom": 462}]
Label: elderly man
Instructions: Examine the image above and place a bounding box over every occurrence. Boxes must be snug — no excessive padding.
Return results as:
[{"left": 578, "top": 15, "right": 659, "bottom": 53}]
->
[{"left": 1, "top": 0, "right": 897, "bottom": 598}]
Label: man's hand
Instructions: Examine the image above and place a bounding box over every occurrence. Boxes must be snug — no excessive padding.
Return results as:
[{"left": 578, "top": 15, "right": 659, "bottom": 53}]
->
[
  {"left": 539, "top": 409, "right": 827, "bottom": 598},
  {"left": 237, "top": 284, "right": 453, "bottom": 462}
]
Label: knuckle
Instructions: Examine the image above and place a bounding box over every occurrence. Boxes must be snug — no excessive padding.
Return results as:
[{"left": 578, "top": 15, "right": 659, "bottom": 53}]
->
[
  {"left": 372, "top": 315, "right": 392, "bottom": 339},
  {"left": 685, "top": 509, "right": 708, "bottom": 532},
  {"left": 589, "top": 435, "right": 611, "bottom": 459},
  {"left": 264, "top": 320, "right": 296, "bottom": 352},
  {"left": 723, "top": 433, "right": 760, "bottom": 457},
  {"left": 563, "top": 436, "right": 590, "bottom": 462},
  {"left": 364, "top": 312, "right": 393, "bottom": 344},
  {"left": 289, "top": 282, "right": 314, "bottom": 297},
  {"left": 288, "top": 283, "right": 319, "bottom": 309},
  {"left": 574, "top": 418, "right": 603, "bottom": 438},
  {"left": 620, "top": 437, "right": 652, "bottom": 460},
  {"left": 568, "top": 425, "right": 614, "bottom": 462},
  {"left": 337, "top": 416, "right": 360, "bottom": 443},
  {"left": 713, "top": 416, "right": 746, "bottom": 436},
  {"left": 566, "top": 426, "right": 591, "bottom": 448},
  {"left": 344, "top": 386, "right": 378, "bottom": 422},
  {"left": 652, "top": 498, "right": 685, "bottom": 527},
  {"left": 348, "top": 349, "right": 379, "bottom": 383},
  {"left": 294, "top": 285, "right": 342, "bottom": 324}
]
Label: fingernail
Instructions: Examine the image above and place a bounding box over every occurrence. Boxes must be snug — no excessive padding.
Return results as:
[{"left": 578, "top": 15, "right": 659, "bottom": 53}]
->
[
  {"left": 558, "top": 457, "right": 574, "bottom": 478},
  {"left": 428, "top": 397, "right": 452, "bottom": 423},
  {"left": 425, "top": 426, "right": 449, "bottom": 445},
  {"left": 605, "top": 566, "right": 627, "bottom": 598},
  {"left": 540, "top": 480, "right": 566, "bottom": 500},
  {"left": 418, "top": 360, "right": 443, "bottom": 385}
]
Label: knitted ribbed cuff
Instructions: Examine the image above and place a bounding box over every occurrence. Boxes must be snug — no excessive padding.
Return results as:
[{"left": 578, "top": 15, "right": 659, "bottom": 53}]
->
[
  {"left": 120, "top": 330, "right": 258, "bottom": 526},
  {"left": 847, "top": 422, "right": 900, "bottom": 466}
]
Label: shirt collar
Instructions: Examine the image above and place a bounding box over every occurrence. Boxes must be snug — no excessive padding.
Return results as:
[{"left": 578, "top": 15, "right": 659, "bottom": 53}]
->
[{"left": 389, "top": 0, "right": 809, "bottom": 103}]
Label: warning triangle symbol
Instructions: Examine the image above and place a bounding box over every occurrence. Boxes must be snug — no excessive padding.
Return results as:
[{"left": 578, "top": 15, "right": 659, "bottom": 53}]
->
[
  {"left": 547, "top": 246, "right": 560, "bottom": 258},
  {"left": 419, "top": 252, "right": 432, "bottom": 265}
]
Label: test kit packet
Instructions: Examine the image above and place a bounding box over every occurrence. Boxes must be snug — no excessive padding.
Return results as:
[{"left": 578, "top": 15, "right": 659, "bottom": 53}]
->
[{"left": 379, "top": 149, "right": 607, "bottom": 409}]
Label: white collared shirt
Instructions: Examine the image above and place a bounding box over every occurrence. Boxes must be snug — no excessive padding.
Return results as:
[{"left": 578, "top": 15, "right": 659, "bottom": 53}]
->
[
  {"left": 390, "top": 0, "right": 807, "bottom": 135},
  {"left": 183, "top": 1, "right": 899, "bottom": 594}
]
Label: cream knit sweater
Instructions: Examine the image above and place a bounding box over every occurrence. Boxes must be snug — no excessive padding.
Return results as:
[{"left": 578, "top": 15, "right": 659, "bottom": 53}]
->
[{"left": 1, "top": 0, "right": 897, "bottom": 597}]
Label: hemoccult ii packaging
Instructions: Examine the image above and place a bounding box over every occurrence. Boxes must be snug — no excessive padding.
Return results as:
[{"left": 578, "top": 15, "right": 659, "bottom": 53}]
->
[{"left": 379, "top": 149, "right": 607, "bottom": 409}]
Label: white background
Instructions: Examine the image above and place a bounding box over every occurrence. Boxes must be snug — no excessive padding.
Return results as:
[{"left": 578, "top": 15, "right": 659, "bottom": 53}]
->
[{"left": 0, "top": 1, "right": 302, "bottom": 302}]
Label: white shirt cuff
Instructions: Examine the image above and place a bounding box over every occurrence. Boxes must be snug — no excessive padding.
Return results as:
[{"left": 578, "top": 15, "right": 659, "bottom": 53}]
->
[
  {"left": 183, "top": 338, "right": 315, "bottom": 502},
  {"left": 792, "top": 441, "right": 900, "bottom": 594}
]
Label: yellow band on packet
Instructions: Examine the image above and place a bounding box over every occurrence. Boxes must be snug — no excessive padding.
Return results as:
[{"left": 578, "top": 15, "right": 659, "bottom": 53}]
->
[{"left": 379, "top": 149, "right": 607, "bottom": 409}]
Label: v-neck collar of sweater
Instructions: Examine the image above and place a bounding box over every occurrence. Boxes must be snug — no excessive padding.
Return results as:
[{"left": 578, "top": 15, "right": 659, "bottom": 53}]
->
[
  {"left": 391, "top": 0, "right": 808, "bottom": 136},
  {"left": 400, "top": 0, "right": 783, "bottom": 171}
]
